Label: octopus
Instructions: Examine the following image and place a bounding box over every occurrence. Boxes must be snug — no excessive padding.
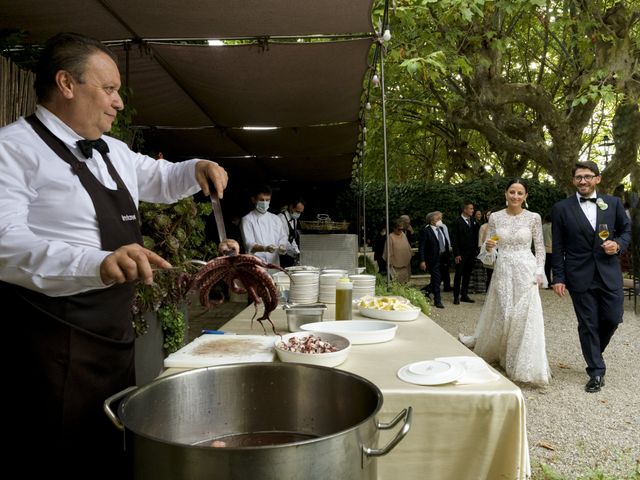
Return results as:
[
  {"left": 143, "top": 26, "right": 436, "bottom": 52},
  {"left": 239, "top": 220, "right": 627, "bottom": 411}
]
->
[{"left": 189, "top": 254, "right": 289, "bottom": 333}]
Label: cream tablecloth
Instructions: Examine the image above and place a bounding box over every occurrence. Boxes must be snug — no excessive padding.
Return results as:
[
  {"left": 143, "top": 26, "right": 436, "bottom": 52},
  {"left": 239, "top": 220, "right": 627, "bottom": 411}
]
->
[{"left": 169, "top": 304, "right": 531, "bottom": 480}]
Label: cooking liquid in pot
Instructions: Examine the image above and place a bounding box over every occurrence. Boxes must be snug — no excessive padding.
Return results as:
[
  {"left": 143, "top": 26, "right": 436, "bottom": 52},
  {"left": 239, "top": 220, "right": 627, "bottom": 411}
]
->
[{"left": 197, "top": 431, "right": 319, "bottom": 448}]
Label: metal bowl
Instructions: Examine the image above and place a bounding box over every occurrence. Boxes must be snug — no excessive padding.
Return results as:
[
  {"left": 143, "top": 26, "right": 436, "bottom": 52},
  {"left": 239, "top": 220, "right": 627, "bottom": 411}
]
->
[{"left": 283, "top": 303, "right": 327, "bottom": 332}]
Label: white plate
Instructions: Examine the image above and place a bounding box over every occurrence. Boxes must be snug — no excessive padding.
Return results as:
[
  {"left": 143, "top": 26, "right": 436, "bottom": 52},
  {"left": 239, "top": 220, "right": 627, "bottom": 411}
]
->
[
  {"left": 435, "top": 356, "right": 501, "bottom": 384},
  {"left": 300, "top": 320, "right": 397, "bottom": 345},
  {"left": 397, "top": 360, "right": 463, "bottom": 385},
  {"left": 359, "top": 305, "right": 420, "bottom": 321}
]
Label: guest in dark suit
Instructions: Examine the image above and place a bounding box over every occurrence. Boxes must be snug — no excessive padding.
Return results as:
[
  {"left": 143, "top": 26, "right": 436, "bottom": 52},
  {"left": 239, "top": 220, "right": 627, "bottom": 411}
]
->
[
  {"left": 419, "top": 211, "right": 450, "bottom": 308},
  {"left": 451, "top": 201, "right": 479, "bottom": 304},
  {"left": 552, "top": 161, "right": 631, "bottom": 393}
]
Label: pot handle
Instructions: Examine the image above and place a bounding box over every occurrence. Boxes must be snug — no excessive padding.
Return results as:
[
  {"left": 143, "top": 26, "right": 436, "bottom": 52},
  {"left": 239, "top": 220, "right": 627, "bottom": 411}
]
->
[
  {"left": 363, "top": 406, "right": 413, "bottom": 459},
  {"left": 103, "top": 386, "right": 138, "bottom": 431}
]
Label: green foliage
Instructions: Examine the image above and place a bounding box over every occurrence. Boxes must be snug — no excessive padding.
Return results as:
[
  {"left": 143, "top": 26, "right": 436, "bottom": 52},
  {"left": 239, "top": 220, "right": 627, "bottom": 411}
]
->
[
  {"left": 362, "top": 0, "right": 640, "bottom": 192},
  {"left": 340, "top": 177, "right": 565, "bottom": 241},
  {"left": 375, "top": 275, "right": 431, "bottom": 316},
  {"left": 158, "top": 304, "right": 186, "bottom": 353},
  {"left": 133, "top": 197, "right": 218, "bottom": 349}
]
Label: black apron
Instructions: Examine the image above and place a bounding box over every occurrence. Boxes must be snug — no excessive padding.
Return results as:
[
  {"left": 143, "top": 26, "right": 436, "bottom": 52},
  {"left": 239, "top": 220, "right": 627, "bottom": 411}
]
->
[
  {"left": 280, "top": 213, "right": 299, "bottom": 268},
  {"left": 4, "top": 115, "right": 143, "bottom": 478}
]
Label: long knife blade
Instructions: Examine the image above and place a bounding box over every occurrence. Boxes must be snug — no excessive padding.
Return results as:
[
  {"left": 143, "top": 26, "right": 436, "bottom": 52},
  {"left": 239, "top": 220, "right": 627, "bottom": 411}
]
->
[{"left": 210, "top": 190, "right": 227, "bottom": 242}]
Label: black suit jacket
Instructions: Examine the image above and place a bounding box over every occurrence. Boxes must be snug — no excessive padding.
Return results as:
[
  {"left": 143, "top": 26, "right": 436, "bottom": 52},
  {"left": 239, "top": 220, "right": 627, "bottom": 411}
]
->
[
  {"left": 551, "top": 194, "right": 631, "bottom": 293},
  {"left": 451, "top": 216, "right": 479, "bottom": 258},
  {"left": 419, "top": 226, "right": 442, "bottom": 267}
]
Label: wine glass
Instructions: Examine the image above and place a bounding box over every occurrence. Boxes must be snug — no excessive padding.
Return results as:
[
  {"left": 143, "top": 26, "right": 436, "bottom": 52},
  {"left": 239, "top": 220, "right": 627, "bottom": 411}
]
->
[
  {"left": 490, "top": 234, "right": 500, "bottom": 242},
  {"left": 598, "top": 224, "right": 609, "bottom": 242}
]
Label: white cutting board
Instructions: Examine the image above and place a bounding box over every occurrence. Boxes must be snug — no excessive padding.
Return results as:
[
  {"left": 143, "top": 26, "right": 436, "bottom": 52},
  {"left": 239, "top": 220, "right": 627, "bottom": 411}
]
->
[{"left": 164, "top": 335, "right": 276, "bottom": 368}]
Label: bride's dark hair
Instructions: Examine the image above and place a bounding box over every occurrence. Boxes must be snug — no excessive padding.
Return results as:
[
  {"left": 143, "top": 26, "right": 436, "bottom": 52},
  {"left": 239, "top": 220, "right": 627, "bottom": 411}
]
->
[{"left": 505, "top": 178, "right": 529, "bottom": 193}]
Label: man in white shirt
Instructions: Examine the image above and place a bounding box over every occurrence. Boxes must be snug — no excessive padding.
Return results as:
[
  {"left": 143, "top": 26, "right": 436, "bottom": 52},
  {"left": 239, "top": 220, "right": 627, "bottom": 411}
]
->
[
  {"left": 0, "top": 33, "right": 232, "bottom": 477},
  {"left": 278, "top": 197, "right": 305, "bottom": 267},
  {"left": 241, "top": 184, "right": 290, "bottom": 266}
]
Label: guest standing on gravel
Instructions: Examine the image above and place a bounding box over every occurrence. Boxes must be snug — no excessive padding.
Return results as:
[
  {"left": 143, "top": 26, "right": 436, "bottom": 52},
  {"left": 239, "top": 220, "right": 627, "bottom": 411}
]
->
[{"left": 551, "top": 161, "right": 631, "bottom": 393}]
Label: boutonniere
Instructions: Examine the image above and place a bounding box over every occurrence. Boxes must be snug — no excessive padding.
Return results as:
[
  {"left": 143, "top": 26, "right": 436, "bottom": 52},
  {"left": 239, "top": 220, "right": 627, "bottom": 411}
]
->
[{"left": 596, "top": 198, "right": 608, "bottom": 210}]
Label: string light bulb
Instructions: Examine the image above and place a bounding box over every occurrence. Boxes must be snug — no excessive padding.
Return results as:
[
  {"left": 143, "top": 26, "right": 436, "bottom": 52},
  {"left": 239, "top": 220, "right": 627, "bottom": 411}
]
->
[
  {"left": 372, "top": 74, "right": 380, "bottom": 87},
  {"left": 366, "top": 102, "right": 371, "bottom": 110},
  {"left": 382, "top": 29, "right": 391, "bottom": 42}
]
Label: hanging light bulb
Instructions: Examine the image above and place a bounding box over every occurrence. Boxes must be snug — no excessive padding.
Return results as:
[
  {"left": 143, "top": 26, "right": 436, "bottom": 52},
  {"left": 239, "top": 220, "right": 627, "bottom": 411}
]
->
[
  {"left": 382, "top": 29, "right": 391, "bottom": 42},
  {"left": 366, "top": 102, "right": 371, "bottom": 110},
  {"left": 372, "top": 74, "right": 380, "bottom": 87},
  {"left": 363, "top": 126, "right": 367, "bottom": 134}
]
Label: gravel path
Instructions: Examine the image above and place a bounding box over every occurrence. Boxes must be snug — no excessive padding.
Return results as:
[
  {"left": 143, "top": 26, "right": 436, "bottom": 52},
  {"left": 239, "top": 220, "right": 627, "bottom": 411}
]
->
[{"left": 426, "top": 285, "right": 640, "bottom": 478}]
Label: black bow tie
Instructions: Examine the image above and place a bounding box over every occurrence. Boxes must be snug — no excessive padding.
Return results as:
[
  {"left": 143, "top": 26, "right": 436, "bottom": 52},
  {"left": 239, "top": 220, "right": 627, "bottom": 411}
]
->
[
  {"left": 76, "top": 138, "right": 109, "bottom": 159},
  {"left": 580, "top": 197, "right": 597, "bottom": 203}
]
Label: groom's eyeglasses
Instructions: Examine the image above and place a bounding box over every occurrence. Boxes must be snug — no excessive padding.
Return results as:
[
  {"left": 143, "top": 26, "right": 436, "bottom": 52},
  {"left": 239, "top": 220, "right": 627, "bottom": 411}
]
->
[{"left": 574, "top": 174, "right": 597, "bottom": 182}]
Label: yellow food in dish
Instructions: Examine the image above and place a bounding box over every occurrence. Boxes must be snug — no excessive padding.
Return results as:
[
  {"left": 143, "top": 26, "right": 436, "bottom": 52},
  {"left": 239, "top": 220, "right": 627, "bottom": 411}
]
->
[{"left": 358, "top": 296, "right": 418, "bottom": 311}]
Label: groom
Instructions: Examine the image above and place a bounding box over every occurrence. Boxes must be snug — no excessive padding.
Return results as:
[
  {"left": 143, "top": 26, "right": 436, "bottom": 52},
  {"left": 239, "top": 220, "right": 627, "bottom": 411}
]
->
[{"left": 551, "top": 161, "right": 631, "bottom": 393}]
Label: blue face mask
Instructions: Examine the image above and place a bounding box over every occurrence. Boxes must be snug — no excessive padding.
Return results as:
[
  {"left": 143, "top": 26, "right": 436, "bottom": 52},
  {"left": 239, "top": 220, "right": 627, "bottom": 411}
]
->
[
  {"left": 256, "top": 200, "right": 270, "bottom": 214},
  {"left": 291, "top": 212, "right": 301, "bottom": 220}
]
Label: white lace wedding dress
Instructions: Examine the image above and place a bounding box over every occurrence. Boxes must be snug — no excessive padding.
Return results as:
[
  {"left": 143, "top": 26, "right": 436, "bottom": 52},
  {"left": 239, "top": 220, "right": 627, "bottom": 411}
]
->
[{"left": 463, "top": 209, "right": 551, "bottom": 385}]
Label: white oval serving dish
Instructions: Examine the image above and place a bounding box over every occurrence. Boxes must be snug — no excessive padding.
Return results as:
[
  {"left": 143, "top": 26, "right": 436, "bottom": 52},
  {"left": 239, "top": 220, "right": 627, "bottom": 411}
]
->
[{"left": 300, "top": 320, "right": 397, "bottom": 345}]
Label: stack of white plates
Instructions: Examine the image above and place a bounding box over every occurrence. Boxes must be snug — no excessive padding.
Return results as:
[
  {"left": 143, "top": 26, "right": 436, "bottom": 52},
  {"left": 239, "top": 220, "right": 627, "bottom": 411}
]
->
[
  {"left": 348, "top": 274, "right": 376, "bottom": 301},
  {"left": 286, "top": 265, "right": 320, "bottom": 273},
  {"left": 272, "top": 271, "right": 290, "bottom": 289},
  {"left": 321, "top": 268, "right": 349, "bottom": 276},
  {"left": 318, "top": 273, "right": 344, "bottom": 304},
  {"left": 288, "top": 272, "right": 320, "bottom": 304}
]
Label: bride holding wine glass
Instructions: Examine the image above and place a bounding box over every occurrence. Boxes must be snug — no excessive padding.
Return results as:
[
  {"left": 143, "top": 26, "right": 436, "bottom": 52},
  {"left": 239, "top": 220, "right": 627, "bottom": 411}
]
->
[{"left": 459, "top": 178, "right": 551, "bottom": 385}]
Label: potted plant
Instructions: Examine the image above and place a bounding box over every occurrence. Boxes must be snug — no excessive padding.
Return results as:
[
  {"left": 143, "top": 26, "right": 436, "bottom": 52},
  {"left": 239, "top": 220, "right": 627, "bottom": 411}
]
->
[{"left": 132, "top": 197, "right": 218, "bottom": 383}]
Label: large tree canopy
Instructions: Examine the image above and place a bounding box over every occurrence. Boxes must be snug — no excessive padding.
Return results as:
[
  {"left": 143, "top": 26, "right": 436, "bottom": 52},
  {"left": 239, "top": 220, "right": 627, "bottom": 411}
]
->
[{"left": 362, "top": 0, "right": 640, "bottom": 194}]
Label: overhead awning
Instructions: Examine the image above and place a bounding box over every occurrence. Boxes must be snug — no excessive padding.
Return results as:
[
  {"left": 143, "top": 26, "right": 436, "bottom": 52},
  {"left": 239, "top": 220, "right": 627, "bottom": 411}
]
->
[{"left": 1, "top": 1, "right": 375, "bottom": 183}]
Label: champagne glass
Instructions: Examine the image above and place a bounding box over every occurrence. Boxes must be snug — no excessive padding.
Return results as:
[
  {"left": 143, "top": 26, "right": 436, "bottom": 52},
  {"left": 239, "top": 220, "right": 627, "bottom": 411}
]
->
[
  {"left": 490, "top": 234, "right": 500, "bottom": 242},
  {"left": 598, "top": 224, "right": 609, "bottom": 242}
]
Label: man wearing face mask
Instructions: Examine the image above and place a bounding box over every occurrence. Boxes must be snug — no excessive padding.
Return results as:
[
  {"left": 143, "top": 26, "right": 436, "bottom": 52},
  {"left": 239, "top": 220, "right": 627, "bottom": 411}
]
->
[
  {"left": 240, "top": 184, "right": 290, "bottom": 266},
  {"left": 278, "top": 197, "right": 305, "bottom": 268},
  {"left": 419, "top": 211, "right": 451, "bottom": 308}
]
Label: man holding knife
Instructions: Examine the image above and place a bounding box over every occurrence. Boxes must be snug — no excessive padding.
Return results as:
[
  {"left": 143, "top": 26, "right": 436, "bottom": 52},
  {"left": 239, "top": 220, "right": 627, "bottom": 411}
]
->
[{"left": 0, "top": 33, "right": 234, "bottom": 477}]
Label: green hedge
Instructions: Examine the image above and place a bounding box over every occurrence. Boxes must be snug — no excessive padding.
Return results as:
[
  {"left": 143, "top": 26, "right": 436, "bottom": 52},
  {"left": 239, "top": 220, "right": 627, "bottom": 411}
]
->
[{"left": 338, "top": 178, "right": 566, "bottom": 241}]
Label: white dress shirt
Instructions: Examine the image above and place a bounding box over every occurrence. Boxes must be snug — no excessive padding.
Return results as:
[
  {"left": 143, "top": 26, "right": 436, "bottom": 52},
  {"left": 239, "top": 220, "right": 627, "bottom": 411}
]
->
[
  {"left": 240, "top": 209, "right": 289, "bottom": 265},
  {"left": 278, "top": 211, "right": 300, "bottom": 254},
  {"left": 0, "top": 105, "right": 202, "bottom": 296},
  {"left": 577, "top": 192, "right": 597, "bottom": 230}
]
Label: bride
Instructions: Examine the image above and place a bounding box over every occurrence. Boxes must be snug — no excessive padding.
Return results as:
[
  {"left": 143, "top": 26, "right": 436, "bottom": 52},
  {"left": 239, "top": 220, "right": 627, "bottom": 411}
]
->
[{"left": 459, "top": 179, "right": 551, "bottom": 385}]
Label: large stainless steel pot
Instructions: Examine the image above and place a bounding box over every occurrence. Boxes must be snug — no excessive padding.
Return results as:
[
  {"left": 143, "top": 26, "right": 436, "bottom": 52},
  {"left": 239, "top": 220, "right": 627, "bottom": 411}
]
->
[{"left": 105, "top": 363, "right": 411, "bottom": 480}]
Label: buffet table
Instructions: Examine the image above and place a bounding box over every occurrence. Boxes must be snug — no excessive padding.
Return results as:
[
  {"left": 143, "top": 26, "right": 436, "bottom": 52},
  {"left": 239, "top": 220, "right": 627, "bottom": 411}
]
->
[{"left": 167, "top": 305, "right": 530, "bottom": 480}]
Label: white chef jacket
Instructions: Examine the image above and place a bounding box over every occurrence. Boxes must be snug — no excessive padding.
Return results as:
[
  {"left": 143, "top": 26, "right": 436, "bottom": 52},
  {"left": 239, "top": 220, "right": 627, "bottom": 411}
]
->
[
  {"left": 240, "top": 209, "right": 289, "bottom": 265},
  {"left": 0, "top": 105, "right": 202, "bottom": 296}
]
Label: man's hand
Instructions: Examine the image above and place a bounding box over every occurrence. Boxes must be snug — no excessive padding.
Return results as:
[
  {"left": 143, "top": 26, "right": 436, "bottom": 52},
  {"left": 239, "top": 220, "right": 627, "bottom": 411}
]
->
[
  {"left": 553, "top": 282, "right": 567, "bottom": 298},
  {"left": 100, "top": 243, "right": 171, "bottom": 286},
  {"left": 277, "top": 245, "right": 287, "bottom": 255},
  {"left": 195, "top": 160, "right": 228, "bottom": 199},
  {"left": 265, "top": 244, "right": 278, "bottom": 253},
  {"left": 419, "top": 261, "right": 427, "bottom": 271},
  {"left": 601, "top": 240, "right": 619, "bottom": 256},
  {"left": 219, "top": 239, "right": 240, "bottom": 255}
]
